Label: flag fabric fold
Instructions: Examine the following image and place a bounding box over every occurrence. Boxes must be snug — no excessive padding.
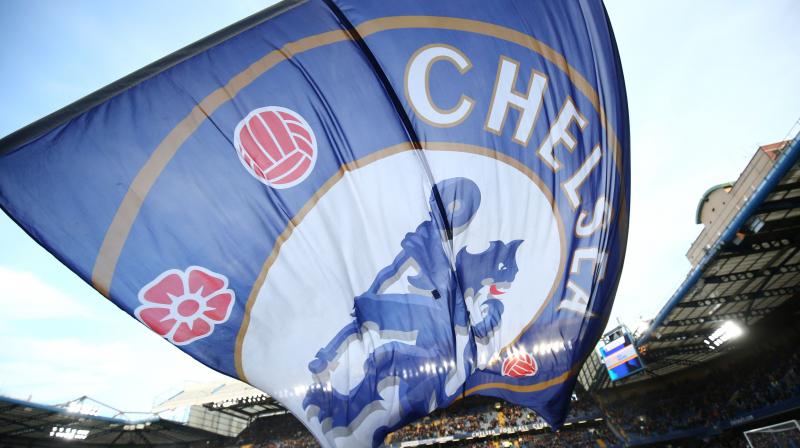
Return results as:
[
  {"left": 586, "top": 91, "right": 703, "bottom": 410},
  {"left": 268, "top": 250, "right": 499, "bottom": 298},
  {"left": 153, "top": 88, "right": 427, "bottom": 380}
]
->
[{"left": 0, "top": 1, "right": 629, "bottom": 446}]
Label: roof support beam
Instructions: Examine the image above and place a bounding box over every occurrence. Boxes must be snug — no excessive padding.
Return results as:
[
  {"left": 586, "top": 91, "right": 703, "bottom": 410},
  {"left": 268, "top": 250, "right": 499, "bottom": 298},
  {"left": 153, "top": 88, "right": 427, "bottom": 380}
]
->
[
  {"left": 645, "top": 344, "right": 708, "bottom": 358},
  {"left": 0, "top": 415, "right": 46, "bottom": 436},
  {"left": 770, "top": 181, "right": 800, "bottom": 193},
  {"left": 676, "top": 285, "right": 800, "bottom": 308},
  {"left": 702, "top": 261, "right": 800, "bottom": 284},
  {"left": 645, "top": 331, "right": 704, "bottom": 341},
  {"left": 757, "top": 196, "right": 800, "bottom": 214},
  {"left": 718, "top": 234, "right": 798, "bottom": 258},
  {"left": 665, "top": 307, "right": 776, "bottom": 327}
]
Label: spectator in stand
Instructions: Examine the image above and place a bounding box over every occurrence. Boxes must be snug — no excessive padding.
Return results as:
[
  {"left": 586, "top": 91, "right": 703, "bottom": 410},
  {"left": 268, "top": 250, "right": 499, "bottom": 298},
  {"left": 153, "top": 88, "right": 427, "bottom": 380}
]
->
[
  {"left": 235, "top": 395, "right": 608, "bottom": 447},
  {"left": 604, "top": 350, "right": 800, "bottom": 441}
]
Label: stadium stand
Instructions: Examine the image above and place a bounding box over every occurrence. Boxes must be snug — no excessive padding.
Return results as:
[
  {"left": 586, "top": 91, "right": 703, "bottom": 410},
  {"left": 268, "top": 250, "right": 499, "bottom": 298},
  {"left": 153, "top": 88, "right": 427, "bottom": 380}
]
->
[
  {"left": 232, "top": 395, "right": 617, "bottom": 447},
  {"left": 0, "top": 395, "right": 232, "bottom": 447},
  {"left": 634, "top": 139, "right": 800, "bottom": 380},
  {"left": 236, "top": 413, "right": 318, "bottom": 447},
  {"left": 584, "top": 137, "right": 800, "bottom": 447},
  {"left": 601, "top": 310, "right": 800, "bottom": 446},
  {"left": 383, "top": 395, "right": 605, "bottom": 444},
  {"left": 123, "top": 382, "right": 622, "bottom": 447}
]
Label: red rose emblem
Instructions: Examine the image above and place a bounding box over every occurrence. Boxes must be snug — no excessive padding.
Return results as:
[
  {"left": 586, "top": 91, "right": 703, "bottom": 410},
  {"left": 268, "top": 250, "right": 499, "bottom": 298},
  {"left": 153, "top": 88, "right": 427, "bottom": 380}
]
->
[
  {"left": 135, "top": 266, "right": 234, "bottom": 346},
  {"left": 502, "top": 351, "right": 538, "bottom": 378}
]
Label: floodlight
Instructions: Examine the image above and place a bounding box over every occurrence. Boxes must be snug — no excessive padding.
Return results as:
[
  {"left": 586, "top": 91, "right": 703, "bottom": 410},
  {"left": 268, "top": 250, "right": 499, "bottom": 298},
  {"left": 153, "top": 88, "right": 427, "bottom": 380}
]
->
[
  {"left": 49, "top": 427, "right": 90, "bottom": 440},
  {"left": 703, "top": 320, "right": 744, "bottom": 348}
]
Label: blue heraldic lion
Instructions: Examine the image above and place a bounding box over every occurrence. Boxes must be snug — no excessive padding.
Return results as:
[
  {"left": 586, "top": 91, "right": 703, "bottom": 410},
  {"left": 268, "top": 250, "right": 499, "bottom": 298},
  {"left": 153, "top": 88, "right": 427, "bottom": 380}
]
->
[{"left": 302, "top": 177, "right": 523, "bottom": 444}]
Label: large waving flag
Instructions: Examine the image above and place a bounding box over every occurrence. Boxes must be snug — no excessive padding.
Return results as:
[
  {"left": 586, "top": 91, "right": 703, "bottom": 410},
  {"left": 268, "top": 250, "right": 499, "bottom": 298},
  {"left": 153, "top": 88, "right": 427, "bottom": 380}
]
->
[{"left": 0, "top": 0, "right": 629, "bottom": 446}]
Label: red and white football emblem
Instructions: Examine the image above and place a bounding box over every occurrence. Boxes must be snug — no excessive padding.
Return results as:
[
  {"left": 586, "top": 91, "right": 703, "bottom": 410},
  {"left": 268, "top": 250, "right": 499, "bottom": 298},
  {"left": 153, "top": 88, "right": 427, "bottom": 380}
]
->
[
  {"left": 502, "top": 351, "right": 538, "bottom": 378},
  {"left": 233, "top": 106, "right": 317, "bottom": 188}
]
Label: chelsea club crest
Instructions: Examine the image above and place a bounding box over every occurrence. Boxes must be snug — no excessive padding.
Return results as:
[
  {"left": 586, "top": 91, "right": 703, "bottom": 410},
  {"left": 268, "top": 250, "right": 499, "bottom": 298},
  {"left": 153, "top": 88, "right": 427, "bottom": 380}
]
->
[{"left": 240, "top": 148, "right": 564, "bottom": 445}]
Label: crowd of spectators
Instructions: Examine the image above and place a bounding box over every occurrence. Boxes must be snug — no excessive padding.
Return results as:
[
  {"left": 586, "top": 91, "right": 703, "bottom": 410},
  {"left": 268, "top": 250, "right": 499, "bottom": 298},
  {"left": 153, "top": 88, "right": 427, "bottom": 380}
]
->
[
  {"left": 232, "top": 330, "right": 800, "bottom": 447},
  {"left": 231, "top": 345, "right": 800, "bottom": 447},
  {"left": 236, "top": 414, "right": 318, "bottom": 448},
  {"left": 604, "top": 347, "right": 800, "bottom": 440},
  {"left": 385, "top": 395, "right": 602, "bottom": 444},
  {"left": 443, "top": 425, "right": 616, "bottom": 448},
  {"left": 233, "top": 396, "right": 611, "bottom": 447}
]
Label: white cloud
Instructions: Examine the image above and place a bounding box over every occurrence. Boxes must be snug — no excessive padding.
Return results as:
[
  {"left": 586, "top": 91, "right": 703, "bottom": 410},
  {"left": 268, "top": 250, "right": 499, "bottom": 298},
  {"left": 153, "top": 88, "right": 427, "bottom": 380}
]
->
[
  {"left": 0, "top": 333, "right": 230, "bottom": 411},
  {"left": 0, "top": 266, "right": 93, "bottom": 320},
  {"left": 0, "top": 267, "right": 234, "bottom": 411}
]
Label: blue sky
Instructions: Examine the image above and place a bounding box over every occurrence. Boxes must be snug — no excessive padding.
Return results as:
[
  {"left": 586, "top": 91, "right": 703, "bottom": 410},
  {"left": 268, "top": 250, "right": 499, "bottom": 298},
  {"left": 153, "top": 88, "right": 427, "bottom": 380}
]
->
[{"left": 0, "top": 0, "right": 799, "bottom": 412}]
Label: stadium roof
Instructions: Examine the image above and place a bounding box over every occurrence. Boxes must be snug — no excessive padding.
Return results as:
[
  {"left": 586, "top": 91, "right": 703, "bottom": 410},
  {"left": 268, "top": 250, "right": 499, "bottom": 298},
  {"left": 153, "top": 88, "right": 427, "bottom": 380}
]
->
[
  {"left": 202, "top": 393, "right": 288, "bottom": 421},
  {"left": 154, "top": 380, "right": 263, "bottom": 411},
  {"left": 587, "top": 135, "right": 800, "bottom": 390},
  {"left": 153, "top": 380, "right": 286, "bottom": 421},
  {"left": 0, "top": 396, "right": 232, "bottom": 447}
]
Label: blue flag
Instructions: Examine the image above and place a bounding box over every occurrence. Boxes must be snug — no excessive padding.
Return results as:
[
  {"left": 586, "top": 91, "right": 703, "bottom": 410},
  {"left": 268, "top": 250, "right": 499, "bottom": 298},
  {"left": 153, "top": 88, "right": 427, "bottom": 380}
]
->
[{"left": 0, "top": 0, "right": 629, "bottom": 446}]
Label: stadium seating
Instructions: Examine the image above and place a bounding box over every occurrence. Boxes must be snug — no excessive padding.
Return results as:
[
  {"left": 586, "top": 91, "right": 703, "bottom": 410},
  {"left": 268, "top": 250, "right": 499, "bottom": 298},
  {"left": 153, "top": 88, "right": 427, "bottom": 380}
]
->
[
  {"left": 230, "top": 316, "right": 800, "bottom": 447},
  {"left": 234, "top": 395, "right": 618, "bottom": 447},
  {"left": 601, "top": 316, "right": 800, "bottom": 446}
]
